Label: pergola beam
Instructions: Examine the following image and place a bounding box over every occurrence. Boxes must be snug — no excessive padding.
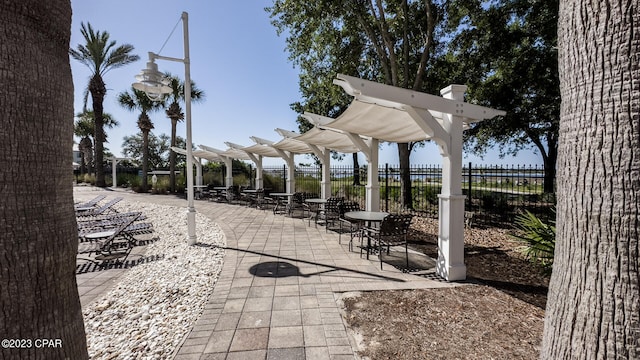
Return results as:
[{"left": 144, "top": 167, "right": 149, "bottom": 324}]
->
[{"left": 334, "top": 73, "right": 506, "bottom": 122}]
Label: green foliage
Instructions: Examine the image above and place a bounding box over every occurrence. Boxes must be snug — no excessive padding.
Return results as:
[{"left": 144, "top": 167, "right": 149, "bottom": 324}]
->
[
  {"left": 263, "top": 173, "right": 283, "bottom": 192},
  {"left": 122, "top": 132, "right": 186, "bottom": 169},
  {"left": 151, "top": 177, "right": 170, "bottom": 194},
  {"left": 511, "top": 210, "right": 556, "bottom": 275},
  {"left": 124, "top": 174, "right": 141, "bottom": 190},
  {"left": 116, "top": 173, "right": 138, "bottom": 188},
  {"left": 479, "top": 191, "right": 509, "bottom": 210},
  {"left": 233, "top": 174, "right": 250, "bottom": 187},
  {"left": 82, "top": 173, "right": 96, "bottom": 185},
  {"left": 444, "top": 0, "right": 559, "bottom": 191},
  {"left": 421, "top": 186, "right": 440, "bottom": 205}
]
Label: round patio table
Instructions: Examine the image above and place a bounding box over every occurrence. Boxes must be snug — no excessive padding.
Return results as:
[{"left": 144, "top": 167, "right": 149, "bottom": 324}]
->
[
  {"left": 344, "top": 211, "right": 389, "bottom": 259},
  {"left": 305, "top": 198, "right": 327, "bottom": 226},
  {"left": 270, "top": 193, "right": 294, "bottom": 215}
]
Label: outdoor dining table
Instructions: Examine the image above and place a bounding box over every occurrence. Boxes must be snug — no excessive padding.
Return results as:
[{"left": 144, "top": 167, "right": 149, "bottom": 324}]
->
[
  {"left": 305, "top": 198, "right": 327, "bottom": 226},
  {"left": 344, "top": 211, "right": 389, "bottom": 259},
  {"left": 193, "top": 185, "right": 208, "bottom": 200},
  {"left": 269, "top": 193, "right": 294, "bottom": 215}
]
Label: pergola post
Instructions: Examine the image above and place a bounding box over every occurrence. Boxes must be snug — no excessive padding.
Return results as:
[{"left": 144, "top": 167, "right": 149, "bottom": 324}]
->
[
  {"left": 366, "top": 138, "right": 380, "bottom": 211},
  {"left": 110, "top": 157, "right": 132, "bottom": 188},
  {"left": 437, "top": 84, "right": 468, "bottom": 281},
  {"left": 285, "top": 156, "right": 295, "bottom": 193},
  {"left": 319, "top": 151, "right": 331, "bottom": 198},
  {"left": 196, "top": 157, "right": 203, "bottom": 186},
  {"left": 224, "top": 158, "right": 233, "bottom": 187},
  {"left": 254, "top": 157, "right": 263, "bottom": 189},
  {"left": 306, "top": 143, "right": 331, "bottom": 198}
]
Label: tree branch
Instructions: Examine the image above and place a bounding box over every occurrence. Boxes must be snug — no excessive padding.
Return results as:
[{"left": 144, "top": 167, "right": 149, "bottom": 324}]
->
[
  {"left": 413, "top": 0, "right": 435, "bottom": 90},
  {"left": 374, "top": 0, "right": 398, "bottom": 85}
]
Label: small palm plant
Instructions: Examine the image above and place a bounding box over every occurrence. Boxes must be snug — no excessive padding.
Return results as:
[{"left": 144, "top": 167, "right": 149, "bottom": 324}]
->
[{"left": 511, "top": 210, "right": 556, "bottom": 275}]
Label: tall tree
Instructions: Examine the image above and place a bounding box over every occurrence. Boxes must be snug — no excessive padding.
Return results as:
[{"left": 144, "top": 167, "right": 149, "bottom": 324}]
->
[
  {"left": 268, "top": 0, "right": 442, "bottom": 209},
  {"left": 70, "top": 23, "right": 139, "bottom": 187},
  {"left": 541, "top": 0, "right": 639, "bottom": 358},
  {"left": 163, "top": 73, "right": 205, "bottom": 193},
  {"left": 74, "top": 110, "right": 119, "bottom": 175},
  {"left": 445, "top": 0, "right": 559, "bottom": 193},
  {"left": 1, "top": 0, "right": 89, "bottom": 358},
  {"left": 118, "top": 88, "right": 164, "bottom": 192},
  {"left": 74, "top": 115, "right": 94, "bottom": 175},
  {"left": 122, "top": 132, "right": 187, "bottom": 170}
]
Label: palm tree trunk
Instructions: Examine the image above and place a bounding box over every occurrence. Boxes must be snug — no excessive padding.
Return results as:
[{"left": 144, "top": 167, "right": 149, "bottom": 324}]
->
[
  {"left": 542, "top": 1, "right": 639, "bottom": 357},
  {"left": 142, "top": 130, "right": 150, "bottom": 192},
  {"left": 90, "top": 74, "right": 107, "bottom": 187},
  {"left": 170, "top": 118, "right": 178, "bottom": 193},
  {"left": 0, "top": 1, "right": 89, "bottom": 358}
]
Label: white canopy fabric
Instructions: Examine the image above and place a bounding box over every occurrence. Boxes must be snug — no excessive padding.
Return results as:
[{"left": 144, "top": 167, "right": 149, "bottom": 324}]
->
[
  {"left": 291, "top": 126, "right": 362, "bottom": 154},
  {"left": 271, "top": 137, "right": 314, "bottom": 154},
  {"left": 198, "top": 144, "right": 251, "bottom": 161},
  {"left": 325, "top": 100, "right": 433, "bottom": 143},
  {"left": 234, "top": 142, "right": 282, "bottom": 158}
]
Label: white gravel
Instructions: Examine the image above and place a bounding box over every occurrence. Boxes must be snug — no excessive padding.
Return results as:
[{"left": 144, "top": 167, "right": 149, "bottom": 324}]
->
[{"left": 75, "top": 192, "right": 225, "bottom": 359}]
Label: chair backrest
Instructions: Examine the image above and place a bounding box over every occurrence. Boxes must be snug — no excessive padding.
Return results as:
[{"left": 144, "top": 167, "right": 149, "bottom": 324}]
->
[
  {"left": 76, "top": 195, "right": 106, "bottom": 208},
  {"left": 325, "top": 197, "right": 344, "bottom": 213},
  {"left": 102, "top": 212, "right": 141, "bottom": 243},
  {"left": 338, "top": 201, "right": 361, "bottom": 217},
  {"left": 85, "top": 197, "right": 123, "bottom": 216},
  {"left": 293, "top": 192, "right": 305, "bottom": 204},
  {"left": 379, "top": 214, "right": 413, "bottom": 236}
]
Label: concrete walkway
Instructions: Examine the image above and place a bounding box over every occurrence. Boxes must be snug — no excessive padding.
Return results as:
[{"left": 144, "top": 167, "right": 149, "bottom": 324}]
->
[{"left": 76, "top": 188, "right": 454, "bottom": 359}]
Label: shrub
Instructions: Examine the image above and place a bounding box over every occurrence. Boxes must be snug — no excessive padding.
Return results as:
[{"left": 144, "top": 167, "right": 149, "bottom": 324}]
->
[
  {"left": 511, "top": 210, "right": 556, "bottom": 275},
  {"left": 83, "top": 173, "right": 96, "bottom": 185}
]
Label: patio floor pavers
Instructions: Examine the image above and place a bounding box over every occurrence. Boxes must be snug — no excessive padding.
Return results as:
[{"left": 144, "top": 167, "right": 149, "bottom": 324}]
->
[{"left": 75, "top": 188, "right": 456, "bottom": 360}]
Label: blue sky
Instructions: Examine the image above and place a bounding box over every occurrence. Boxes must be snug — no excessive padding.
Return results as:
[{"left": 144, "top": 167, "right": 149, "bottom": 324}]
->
[{"left": 70, "top": 0, "right": 542, "bottom": 167}]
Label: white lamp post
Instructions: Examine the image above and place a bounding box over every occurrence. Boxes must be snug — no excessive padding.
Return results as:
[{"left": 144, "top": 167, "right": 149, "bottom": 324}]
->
[{"left": 133, "top": 11, "right": 197, "bottom": 245}]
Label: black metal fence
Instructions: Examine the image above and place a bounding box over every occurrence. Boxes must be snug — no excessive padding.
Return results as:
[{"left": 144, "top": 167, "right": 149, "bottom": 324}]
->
[
  {"left": 263, "top": 163, "right": 555, "bottom": 227},
  {"left": 201, "top": 163, "right": 555, "bottom": 227}
]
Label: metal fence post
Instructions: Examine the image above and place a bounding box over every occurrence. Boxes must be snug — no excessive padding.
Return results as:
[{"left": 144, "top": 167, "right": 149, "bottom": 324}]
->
[
  {"left": 467, "top": 162, "right": 472, "bottom": 208},
  {"left": 385, "top": 163, "right": 389, "bottom": 212}
]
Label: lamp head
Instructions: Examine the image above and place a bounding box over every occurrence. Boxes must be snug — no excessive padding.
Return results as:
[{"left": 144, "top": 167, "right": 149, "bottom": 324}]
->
[{"left": 132, "top": 54, "right": 171, "bottom": 101}]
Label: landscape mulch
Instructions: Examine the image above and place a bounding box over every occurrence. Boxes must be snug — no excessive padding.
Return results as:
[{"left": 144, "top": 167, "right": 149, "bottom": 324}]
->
[{"left": 340, "top": 217, "right": 549, "bottom": 360}]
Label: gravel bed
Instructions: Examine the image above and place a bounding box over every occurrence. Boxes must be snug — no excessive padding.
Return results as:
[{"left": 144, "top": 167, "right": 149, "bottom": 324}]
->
[{"left": 75, "top": 192, "right": 225, "bottom": 359}]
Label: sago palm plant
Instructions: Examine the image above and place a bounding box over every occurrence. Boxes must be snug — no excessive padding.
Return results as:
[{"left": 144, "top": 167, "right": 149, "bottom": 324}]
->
[{"left": 511, "top": 210, "right": 556, "bottom": 275}]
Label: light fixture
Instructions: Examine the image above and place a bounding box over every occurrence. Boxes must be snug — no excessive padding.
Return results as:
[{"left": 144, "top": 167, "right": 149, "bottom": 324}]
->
[
  {"left": 132, "top": 12, "right": 197, "bottom": 245},
  {"left": 133, "top": 55, "right": 172, "bottom": 101}
]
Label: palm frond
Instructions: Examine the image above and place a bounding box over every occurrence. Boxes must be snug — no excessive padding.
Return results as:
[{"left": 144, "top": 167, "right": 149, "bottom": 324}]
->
[{"left": 510, "top": 210, "right": 556, "bottom": 275}]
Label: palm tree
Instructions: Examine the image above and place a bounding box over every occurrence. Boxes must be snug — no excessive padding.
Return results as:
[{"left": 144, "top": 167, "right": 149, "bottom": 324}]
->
[
  {"left": 164, "top": 73, "right": 205, "bottom": 192},
  {"left": 541, "top": 0, "right": 639, "bottom": 357},
  {"left": 70, "top": 22, "right": 139, "bottom": 187},
  {"left": 1, "top": 0, "right": 89, "bottom": 357},
  {"left": 118, "top": 88, "right": 164, "bottom": 192},
  {"left": 74, "top": 116, "right": 94, "bottom": 175},
  {"left": 74, "top": 110, "right": 119, "bottom": 176}
]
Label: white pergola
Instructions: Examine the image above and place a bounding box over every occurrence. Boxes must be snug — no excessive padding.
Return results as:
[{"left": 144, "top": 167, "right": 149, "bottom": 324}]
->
[
  {"left": 225, "top": 139, "right": 293, "bottom": 191},
  {"left": 109, "top": 156, "right": 134, "bottom": 188},
  {"left": 195, "top": 74, "right": 504, "bottom": 281},
  {"left": 312, "top": 74, "right": 505, "bottom": 281},
  {"left": 275, "top": 124, "right": 365, "bottom": 200},
  {"left": 171, "top": 146, "right": 225, "bottom": 186},
  {"left": 199, "top": 144, "right": 251, "bottom": 188}
]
